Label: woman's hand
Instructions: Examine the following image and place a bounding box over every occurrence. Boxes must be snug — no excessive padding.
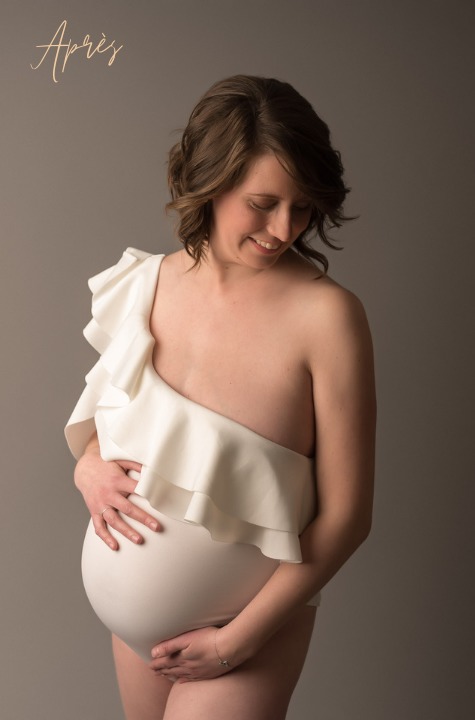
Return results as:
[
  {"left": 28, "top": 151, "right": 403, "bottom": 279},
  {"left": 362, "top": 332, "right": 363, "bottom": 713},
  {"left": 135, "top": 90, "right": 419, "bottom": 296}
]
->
[
  {"left": 150, "top": 627, "right": 234, "bottom": 683},
  {"left": 74, "top": 443, "right": 161, "bottom": 550}
]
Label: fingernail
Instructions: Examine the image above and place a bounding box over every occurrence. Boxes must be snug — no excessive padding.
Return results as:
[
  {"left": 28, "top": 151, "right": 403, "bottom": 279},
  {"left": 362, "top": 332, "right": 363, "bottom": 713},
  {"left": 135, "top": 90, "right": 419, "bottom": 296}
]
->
[
  {"left": 148, "top": 521, "right": 159, "bottom": 531},
  {"left": 132, "top": 534, "right": 141, "bottom": 543}
]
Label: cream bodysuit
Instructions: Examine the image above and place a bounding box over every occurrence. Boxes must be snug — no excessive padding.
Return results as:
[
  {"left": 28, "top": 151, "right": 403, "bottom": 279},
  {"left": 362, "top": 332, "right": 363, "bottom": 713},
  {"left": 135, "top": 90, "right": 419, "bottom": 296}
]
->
[{"left": 65, "top": 248, "right": 319, "bottom": 661}]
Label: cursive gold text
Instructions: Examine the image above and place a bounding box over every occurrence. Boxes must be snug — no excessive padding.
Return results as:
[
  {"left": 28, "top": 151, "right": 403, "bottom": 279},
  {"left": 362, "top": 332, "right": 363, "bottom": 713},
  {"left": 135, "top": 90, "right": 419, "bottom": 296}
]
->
[{"left": 31, "top": 19, "right": 123, "bottom": 83}]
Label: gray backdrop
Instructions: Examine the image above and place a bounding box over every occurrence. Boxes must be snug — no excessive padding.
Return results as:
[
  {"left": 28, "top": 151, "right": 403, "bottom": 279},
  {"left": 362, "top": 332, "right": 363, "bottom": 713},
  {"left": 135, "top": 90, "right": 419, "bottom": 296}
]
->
[{"left": 1, "top": 1, "right": 473, "bottom": 718}]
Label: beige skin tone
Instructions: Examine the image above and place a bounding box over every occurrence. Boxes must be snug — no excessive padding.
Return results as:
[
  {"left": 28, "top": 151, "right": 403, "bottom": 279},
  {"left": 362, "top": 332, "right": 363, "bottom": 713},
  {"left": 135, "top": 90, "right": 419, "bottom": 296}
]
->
[{"left": 75, "top": 154, "right": 376, "bottom": 719}]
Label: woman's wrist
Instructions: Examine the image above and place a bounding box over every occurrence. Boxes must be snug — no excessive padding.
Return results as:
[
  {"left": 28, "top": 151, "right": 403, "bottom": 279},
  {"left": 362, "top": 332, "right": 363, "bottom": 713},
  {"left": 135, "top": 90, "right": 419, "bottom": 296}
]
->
[
  {"left": 215, "top": 622, "right": 258, "bottom": 668},
  {"left": 83, "top": 432, "right": 100, "bottom": 456},
  {"left": 74, "top": 441, "right": 102, "bottom": 490},
  {"left": 213, "top": 628, "right": 231, "bottom": 669}
]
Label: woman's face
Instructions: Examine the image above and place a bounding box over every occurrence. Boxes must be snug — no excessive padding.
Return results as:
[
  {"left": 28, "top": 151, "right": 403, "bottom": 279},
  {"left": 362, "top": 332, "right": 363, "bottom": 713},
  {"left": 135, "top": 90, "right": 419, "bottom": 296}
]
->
[{"left": 209, "top": 153, "right": 312, "bottom": 269}]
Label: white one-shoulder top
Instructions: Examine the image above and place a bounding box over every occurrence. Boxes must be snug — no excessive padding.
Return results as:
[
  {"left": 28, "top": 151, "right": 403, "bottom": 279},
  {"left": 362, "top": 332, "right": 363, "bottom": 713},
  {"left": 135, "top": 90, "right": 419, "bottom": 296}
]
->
[{"left": 65, "top": 248, "right": 319, "bottom": 659}]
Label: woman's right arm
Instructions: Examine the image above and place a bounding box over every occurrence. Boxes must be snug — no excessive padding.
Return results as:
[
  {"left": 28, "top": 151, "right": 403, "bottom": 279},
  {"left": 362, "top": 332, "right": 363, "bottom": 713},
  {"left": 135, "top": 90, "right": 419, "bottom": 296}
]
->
[{"left": 74, "top": 432, "right": 161, "bottom": 550}]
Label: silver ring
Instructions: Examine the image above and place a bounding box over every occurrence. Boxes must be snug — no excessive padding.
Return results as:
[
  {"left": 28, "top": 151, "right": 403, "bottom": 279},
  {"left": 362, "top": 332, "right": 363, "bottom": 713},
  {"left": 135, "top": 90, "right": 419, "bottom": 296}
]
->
[{"left": 100, "top": 506, "right": 111, "bottom": 517}]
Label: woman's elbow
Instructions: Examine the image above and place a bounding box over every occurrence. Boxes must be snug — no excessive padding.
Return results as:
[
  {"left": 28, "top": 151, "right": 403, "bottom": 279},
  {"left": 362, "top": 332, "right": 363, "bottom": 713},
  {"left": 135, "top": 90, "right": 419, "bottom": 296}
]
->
[{"left": 353, "top": 508, "right": 373, "bottom": 547}]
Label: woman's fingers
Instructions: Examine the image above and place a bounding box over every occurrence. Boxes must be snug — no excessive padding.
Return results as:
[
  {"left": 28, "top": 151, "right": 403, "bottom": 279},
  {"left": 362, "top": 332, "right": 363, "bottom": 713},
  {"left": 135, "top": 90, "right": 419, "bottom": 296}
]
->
[
  {"left": 113, "top": 494, "right": 162, "bottom": 533},
  {"left": 95, "top": 496, "right": 162, "bottom": 549},
  {"left": 75, "top": 451, "right": 161, "bottom": 548},
  {"left": 152, "top": 635, "right": 190, "bottom": 659},
  {"left": 116, "top": 459, "right": 142, "bottom": 474},
  {"left": 91, "top": 512, "right": 119, "bottom": 551},
  {"left": 100, "top": 507, "right": 144, "bottom": 545},
  {"left": 149, "top": 627, "right": 231, "bottom": 681}
]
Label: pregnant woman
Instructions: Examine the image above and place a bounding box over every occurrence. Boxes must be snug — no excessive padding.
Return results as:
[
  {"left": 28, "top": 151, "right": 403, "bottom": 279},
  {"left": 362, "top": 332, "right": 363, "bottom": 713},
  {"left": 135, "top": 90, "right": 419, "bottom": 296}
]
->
[{"left": 66, "top": 75, "right": 376, "bottom": 720}]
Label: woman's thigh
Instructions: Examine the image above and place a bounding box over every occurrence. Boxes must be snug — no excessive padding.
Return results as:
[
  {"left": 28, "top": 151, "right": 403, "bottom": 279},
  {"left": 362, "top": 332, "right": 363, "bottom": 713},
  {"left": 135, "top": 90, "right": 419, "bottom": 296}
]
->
[
  {"left": 112, "top": 633, "right": 172, "bottom": 720},
  {"left": 163, "top": 606, "right": 317, "bottom": 720}
]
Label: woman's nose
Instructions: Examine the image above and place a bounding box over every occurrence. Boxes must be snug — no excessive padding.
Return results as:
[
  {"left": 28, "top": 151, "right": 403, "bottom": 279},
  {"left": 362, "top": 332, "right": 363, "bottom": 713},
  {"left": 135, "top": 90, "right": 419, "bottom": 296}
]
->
[{"left": 267, "top": 208, "right": 293, "bottom": 243}]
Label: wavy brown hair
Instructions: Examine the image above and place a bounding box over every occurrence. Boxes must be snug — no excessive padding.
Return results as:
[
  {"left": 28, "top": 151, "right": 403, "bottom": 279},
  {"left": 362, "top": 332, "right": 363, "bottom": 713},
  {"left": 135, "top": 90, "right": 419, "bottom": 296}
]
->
[{"left": 167, "top": 75, "right": 352, "bottom": 271}]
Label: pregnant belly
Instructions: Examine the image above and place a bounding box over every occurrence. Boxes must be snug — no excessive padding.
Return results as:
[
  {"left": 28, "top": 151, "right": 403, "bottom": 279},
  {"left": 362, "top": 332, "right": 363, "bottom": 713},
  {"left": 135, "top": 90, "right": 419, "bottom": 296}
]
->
[{"left": 81, "top": 494, "right": 279, "bottom": 661}]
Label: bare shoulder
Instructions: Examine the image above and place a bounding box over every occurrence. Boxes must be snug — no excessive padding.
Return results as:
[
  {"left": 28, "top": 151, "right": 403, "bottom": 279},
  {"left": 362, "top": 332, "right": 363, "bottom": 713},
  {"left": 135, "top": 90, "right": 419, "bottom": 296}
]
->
[
  {"left": 160, "top": 248, "right": 184, "bottom": 272},
  {"left": 306, "top": 276, "right": 372, "bottom": 347},
  {"left": 297, "top": 271, "right": 376, "bottom": 429},
  {"left": 278, "top": 262, "right": 374, "bottom": 405},
  {"left": 311, "top": 286, "right": 373, "bottom": 388},
  {"left": 281, "top": 252, "right": 372, "bottom": 352},
  {"left": 287, "top": 263, "right": 377, "bottom": 468},
  {"left": 155, "top": 249, "right": 190, "bottom": 292}
]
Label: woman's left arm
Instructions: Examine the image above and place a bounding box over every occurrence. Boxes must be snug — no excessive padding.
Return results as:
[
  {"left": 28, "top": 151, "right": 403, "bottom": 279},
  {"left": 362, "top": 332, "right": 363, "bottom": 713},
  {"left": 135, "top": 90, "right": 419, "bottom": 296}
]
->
[{"left": 151, "top": 288, "right": 376, "bottom": 679}]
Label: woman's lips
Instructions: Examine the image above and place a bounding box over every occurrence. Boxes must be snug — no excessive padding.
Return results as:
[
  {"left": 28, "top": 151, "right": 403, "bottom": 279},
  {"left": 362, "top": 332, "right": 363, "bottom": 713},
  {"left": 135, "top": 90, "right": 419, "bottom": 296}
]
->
[{"left": 249, "top": 237, "right": 280, "bottom": 253}]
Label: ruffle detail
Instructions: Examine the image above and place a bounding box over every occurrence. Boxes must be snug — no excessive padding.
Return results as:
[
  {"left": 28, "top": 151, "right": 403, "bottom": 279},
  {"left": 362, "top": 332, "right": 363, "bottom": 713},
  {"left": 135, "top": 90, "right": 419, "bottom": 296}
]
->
[
  {"left": 65, "top": 248, "right": 159, "bottom": 457},
  {"left": 65, "top": 248, "right": 317, "bottom": 563}
]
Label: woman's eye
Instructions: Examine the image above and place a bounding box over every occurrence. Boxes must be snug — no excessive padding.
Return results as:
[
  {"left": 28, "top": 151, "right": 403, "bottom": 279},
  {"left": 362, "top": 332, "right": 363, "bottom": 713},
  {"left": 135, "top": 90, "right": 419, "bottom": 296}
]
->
[
  {"left": 248, "top": 201, "right": 311, "bottom": 213},
  {"left": 249, "top": 202, "right": 273, "bottom": 211}
]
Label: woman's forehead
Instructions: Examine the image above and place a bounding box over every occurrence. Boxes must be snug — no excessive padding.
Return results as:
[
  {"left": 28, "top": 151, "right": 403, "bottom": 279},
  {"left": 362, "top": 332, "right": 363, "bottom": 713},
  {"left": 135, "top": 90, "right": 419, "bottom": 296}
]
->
[{"left": 240, "top": 155, "right": 309, "bottom": 202}]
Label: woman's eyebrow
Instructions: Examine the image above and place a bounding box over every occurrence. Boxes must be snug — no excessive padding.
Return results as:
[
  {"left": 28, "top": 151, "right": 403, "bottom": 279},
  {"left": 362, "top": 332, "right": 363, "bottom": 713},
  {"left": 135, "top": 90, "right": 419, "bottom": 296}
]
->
[
  {"left": 248, "top": 192, "right": 278, "bottom": 197},
  {"left": 248, "top": 192, "right": 309, "bottom": 202}
]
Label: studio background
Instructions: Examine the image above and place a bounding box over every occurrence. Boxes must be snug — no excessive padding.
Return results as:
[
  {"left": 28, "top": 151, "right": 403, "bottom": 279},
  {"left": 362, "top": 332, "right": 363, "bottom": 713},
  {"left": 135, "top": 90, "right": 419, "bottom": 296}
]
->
[{"left": 1, "top": 2, "right": 473, "bottom": 719}]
